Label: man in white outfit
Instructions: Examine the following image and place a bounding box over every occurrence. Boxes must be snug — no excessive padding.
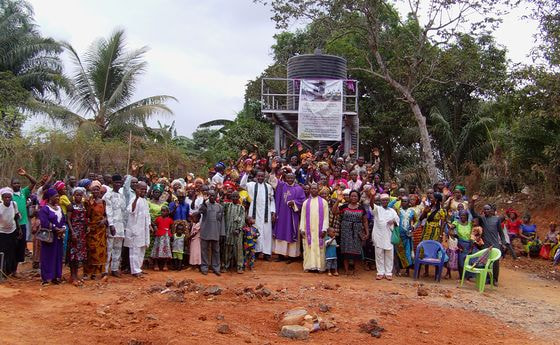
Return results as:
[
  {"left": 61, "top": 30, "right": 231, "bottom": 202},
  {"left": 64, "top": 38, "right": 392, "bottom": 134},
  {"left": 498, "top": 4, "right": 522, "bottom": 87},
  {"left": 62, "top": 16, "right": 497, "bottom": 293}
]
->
[
  {"left": 102, "top": 175, "right": 126, "bottom": 277},
  {"left": 372, "top": 193, "right": 399, "bottom": 281},
  {"left": 124, "top": 182, "right": 150, "bottom": 277},
  {"left": 240, "top": 170, "right": 276, "bottom": 260}
]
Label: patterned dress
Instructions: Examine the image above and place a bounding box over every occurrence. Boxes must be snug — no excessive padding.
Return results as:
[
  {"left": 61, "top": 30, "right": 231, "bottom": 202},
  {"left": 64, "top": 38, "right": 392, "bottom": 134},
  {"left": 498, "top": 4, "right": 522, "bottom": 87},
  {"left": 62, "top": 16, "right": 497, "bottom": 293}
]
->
[
  {"left": 67, "top": 202, "right": 87, "bottom": 263},
  {"left": 243, "top": 225, "right": 259, "bottom": 269},
  {"left": 85, "top": 198, "right": 107, "bottom": 275},
  {"left": 339, "top": 204, "right": 366, "bottom": 259},
  {"left": 422, "top": 208, "right": 446, "bottom": 242}
]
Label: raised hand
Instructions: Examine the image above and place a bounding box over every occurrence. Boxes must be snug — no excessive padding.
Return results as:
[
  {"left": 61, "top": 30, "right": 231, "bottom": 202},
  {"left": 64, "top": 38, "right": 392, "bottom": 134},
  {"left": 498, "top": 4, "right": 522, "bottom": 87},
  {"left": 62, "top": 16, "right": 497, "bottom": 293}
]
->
[{"left": 17, "top": 167, "right": 26, "bottom": 176}]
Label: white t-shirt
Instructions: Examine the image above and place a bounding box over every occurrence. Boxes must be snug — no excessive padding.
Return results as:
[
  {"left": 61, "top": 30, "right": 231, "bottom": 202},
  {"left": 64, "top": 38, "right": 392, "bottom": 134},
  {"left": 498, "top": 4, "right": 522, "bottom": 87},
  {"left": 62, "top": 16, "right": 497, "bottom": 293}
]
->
[{"left": 0, "top": 201, "right": 19, "bottom": 234}]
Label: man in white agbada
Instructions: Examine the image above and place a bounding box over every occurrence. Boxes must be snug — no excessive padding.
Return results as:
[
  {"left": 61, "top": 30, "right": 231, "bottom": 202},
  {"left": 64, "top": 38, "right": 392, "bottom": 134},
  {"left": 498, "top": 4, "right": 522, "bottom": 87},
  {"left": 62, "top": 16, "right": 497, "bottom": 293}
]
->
[
  {"left": 372, "top": 193, "right": 399, "bottom": 280},
  {"left": 240, "top": 171, "right": 276, "bottom": 259},
  {"left": 102, "top": 175, "right": 126, "bottom": 277},
  {"left": 124, "top": 182, "right": 150, "bottom": 277}
]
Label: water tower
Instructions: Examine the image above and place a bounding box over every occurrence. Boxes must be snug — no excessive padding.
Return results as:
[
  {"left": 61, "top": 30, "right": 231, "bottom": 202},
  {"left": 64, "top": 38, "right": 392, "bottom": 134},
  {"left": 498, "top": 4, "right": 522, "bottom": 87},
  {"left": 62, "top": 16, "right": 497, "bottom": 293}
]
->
[{"left": 261, "top": 49, "right": 359, "bottom": 156}]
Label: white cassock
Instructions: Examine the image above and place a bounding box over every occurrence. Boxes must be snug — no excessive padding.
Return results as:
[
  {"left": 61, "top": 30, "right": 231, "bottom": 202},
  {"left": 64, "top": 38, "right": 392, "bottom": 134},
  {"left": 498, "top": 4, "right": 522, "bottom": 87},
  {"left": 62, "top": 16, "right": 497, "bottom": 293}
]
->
[
  {"left": 240, "top": 174, "right": 276, "bottom": 255},
  {"left": 372, "top": 204, "right": 399, "bottom": 277},
  {"left": 124, "top": 197, "right": 151, "bottom": 274}
]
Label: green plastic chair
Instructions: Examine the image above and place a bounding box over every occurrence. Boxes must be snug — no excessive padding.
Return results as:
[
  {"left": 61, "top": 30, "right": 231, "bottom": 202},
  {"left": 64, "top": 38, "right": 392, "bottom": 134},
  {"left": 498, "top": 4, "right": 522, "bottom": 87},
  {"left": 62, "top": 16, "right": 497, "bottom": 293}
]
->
[{"left": 460, "top": 248, "right": 502, "bottom": 293}]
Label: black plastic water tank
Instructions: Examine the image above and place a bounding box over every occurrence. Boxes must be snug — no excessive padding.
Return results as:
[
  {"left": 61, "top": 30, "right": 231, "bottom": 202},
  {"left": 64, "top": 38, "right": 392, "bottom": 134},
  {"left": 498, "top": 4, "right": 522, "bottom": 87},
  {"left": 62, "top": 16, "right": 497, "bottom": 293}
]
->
[{"left": 287, "top": 51, "right": 347, "bottom": 79}]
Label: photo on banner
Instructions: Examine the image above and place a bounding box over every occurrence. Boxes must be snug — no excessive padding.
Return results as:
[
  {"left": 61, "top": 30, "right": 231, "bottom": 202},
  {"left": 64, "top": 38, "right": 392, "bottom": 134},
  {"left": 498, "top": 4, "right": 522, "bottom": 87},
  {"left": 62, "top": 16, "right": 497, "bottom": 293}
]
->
[{"left": 297, "top": 80, "right": 343, "bottom": 141}]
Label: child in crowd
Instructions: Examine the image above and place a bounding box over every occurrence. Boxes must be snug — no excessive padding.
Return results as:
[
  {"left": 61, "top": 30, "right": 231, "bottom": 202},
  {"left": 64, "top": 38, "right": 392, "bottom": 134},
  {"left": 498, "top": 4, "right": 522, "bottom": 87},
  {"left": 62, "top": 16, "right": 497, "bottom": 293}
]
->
[
  {"left": 539, "top": 222, "right": 559, "bottom": 260},
  {"left": 30, "top": 205, "right": 41, "bottom": 270},
  {"left": 188, "top": 212, "right": 202, "bottom": 267},
  {"left": 444, "top": 228, "right": 459, "bottom": 279},
  {"left": 171, "top": 220, "right": 188, "bottom": 270},
  {"left": 243, "top": 216, "right": 259, "bottom": 271},
  {"left": 151, "top": 205, "right": 173, "bottom": 271},
  {"left": 471, "top": 217, "right": 484, "bottom": 251},
  {"left": 520, "top": 214, "right": 538, "bottom": 258},
  {"left": 324, "top": 227, "right": 339, "bottom": 276}
]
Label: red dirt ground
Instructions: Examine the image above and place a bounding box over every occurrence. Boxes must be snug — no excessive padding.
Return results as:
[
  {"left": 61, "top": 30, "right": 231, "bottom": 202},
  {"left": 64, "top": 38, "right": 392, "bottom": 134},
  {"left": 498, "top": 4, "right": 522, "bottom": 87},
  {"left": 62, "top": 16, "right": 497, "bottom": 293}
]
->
[{"left": 1, "top": 258, "right": 559, "bottom": 345}]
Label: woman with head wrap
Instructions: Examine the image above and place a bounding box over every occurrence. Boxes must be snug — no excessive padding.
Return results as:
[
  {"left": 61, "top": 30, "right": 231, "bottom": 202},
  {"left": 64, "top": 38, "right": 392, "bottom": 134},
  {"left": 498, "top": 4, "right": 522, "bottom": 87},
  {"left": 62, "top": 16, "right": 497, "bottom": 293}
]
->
[
  {"left": 0, "top": 187, "right": 21, "bottom": 276},
  {"left": 148, "top": 183, "right": 167, "bottom": 222},
  {"left": 38, "top": 188, "right": 66, "bottom": 285},
  {"left": 66, "top": 187, "right": 87, "bottom": 285},
  {"left": 83, "top": 181, "right": 108, "bottom": 280},
  {"left": 53, "top": 181, "right": 72, "bottom": 262},
  {"left": 418, "top": 192, "right": 446, "bottom": 277},
  {"left": 145, "top": 183, "right": 168, "bottom": 259},
  {"left": 444, "top": 185, "right": 469, "bottom": 213}
]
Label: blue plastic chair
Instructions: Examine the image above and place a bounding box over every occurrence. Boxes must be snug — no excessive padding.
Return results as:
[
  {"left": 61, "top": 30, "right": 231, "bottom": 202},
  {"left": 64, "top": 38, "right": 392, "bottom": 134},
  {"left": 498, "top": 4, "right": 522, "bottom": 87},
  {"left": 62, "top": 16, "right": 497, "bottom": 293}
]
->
[{"left": 413, "top": 240, "right": 446, "bottom": 282}]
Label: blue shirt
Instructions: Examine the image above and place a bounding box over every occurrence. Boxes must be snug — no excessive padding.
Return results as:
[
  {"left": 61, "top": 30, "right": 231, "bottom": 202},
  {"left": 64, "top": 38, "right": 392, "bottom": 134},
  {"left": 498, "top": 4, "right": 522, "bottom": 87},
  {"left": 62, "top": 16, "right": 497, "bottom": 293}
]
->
[
  {"left": 169, "top": 200, "right": 190, "bottom": 221},
  {"left": 521, "top": 224, "right": 536, "bottom": 234},
  {"left": 325, "top": 235, "right": 338, "bottom": 259}
]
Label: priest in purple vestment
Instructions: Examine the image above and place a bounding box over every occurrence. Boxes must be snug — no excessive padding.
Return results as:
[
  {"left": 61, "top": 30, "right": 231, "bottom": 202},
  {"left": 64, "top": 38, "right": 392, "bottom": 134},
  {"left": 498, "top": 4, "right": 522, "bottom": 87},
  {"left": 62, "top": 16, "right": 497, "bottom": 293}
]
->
[{"left": 270, "top": 172, "right": 306, "bottom": 261}]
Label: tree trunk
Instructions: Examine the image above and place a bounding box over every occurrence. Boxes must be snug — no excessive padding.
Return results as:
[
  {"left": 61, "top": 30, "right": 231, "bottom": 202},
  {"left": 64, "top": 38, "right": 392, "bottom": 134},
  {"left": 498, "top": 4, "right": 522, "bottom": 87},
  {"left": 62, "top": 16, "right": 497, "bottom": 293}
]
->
[
  {"left": 410, "top": 101, "right": 439, "bottom": 184},
  {"left": 368, "top": 48, "right": 439, "bottom": 184},
  {"left": 383, "top": 140, "right": 392, "bottom": 182}
]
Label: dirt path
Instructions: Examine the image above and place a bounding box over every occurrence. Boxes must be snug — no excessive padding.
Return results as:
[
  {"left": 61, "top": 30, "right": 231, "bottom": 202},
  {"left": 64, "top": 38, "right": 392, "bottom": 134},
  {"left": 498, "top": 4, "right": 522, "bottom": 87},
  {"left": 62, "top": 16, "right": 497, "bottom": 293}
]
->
[{"left": 0, "top": 260, "right": 559, "bottom": 345}]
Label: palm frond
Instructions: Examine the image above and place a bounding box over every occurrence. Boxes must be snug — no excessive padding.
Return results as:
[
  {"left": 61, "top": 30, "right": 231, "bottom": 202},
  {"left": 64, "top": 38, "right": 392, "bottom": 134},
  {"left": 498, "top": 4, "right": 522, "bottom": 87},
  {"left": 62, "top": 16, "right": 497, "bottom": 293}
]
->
[
  {"left": 25, "top": 98, "right": 86, "bottom": 128},
  {"left": 429, "top": 107, "right": 455, "bottom": 149},
  {"left": 61, "top": 41, "right": 98, "bottom": 114},
  {"left": 198, "top": 119, "right": 234, "bottom": 128},
  {"left": 108, "top": 95, "right": 176, "bottom": 128}
]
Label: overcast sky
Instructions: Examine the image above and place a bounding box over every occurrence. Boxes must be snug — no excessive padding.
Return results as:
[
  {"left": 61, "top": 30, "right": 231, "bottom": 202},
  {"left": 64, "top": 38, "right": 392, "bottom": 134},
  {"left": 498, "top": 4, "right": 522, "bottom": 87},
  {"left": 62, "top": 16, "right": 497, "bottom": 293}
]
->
[{"left": 27, "top": 0, "right": 538, "bottom": 137}]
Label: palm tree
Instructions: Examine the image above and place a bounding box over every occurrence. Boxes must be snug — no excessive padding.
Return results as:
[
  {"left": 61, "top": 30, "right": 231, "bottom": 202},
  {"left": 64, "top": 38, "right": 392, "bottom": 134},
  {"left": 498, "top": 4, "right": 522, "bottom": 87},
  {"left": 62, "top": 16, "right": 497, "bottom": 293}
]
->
[
  {"left": 0, "top": 0, "right": 66, "bottom": 100},
  {"left": 50, "top": 29, "right": 176, "bottom": 138}
]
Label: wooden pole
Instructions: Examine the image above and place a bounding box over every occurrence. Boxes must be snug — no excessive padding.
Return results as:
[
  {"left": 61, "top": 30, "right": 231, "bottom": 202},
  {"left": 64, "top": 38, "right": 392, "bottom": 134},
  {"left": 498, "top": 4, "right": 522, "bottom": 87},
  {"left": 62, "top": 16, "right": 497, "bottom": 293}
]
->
[{"left": 126, "top": 130, "right": 132, "bottom": 176}]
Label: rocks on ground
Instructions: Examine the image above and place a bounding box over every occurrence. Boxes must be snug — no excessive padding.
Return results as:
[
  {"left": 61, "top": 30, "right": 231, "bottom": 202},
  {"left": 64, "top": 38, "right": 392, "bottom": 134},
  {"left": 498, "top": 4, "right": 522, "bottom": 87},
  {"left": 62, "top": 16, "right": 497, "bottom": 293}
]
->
[
  {"left": 167, "top": 291, "right": 185, "bottom": 303},
  {"left": 417, "top": 286, "right": 429, "bottom": 297},
  {"left": 203, "top": 285, "right": 223, "bottom": 296},
  {"left": 280, "top": 325, "right": 309, "bottom": 340},
  {"left": 165, "top": 278, "right": 175, "bottom": 287},
  {"left": 217, "top": 323, "right": 232, "bottom": 334},
  {"left": 278, "top": 307, "right": 337, "bottom": 339},
  {"left": 359, "top": 319, "right": 385, "bottom": 338}
]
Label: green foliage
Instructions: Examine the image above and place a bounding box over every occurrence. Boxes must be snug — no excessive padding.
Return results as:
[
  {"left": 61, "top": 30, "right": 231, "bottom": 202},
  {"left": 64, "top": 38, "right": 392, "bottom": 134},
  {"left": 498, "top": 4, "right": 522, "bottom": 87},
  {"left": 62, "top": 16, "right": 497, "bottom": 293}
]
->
[
  {"left": 45, "top": 29, "right": 177, "bottom": 138},
  {"left": 0, "top": 0, "right": 67, "bottom": 100},
  {"left": 0, "top": 71, "right": 28, "bottom": 137}
]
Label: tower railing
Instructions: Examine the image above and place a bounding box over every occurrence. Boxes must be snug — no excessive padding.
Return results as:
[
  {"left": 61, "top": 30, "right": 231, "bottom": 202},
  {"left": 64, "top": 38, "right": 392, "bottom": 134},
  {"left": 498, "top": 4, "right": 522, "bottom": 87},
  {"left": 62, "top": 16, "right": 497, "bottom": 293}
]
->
[{"left": 260, "top": 77, "right": 359, "bottom": 115}]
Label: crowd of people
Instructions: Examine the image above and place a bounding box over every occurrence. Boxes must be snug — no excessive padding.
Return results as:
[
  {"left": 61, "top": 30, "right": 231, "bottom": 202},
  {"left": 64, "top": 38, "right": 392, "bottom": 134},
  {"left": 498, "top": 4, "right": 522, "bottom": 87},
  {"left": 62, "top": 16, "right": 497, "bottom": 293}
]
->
[{"left": 1, "top": 145, "right": 559, "bottom": 287}]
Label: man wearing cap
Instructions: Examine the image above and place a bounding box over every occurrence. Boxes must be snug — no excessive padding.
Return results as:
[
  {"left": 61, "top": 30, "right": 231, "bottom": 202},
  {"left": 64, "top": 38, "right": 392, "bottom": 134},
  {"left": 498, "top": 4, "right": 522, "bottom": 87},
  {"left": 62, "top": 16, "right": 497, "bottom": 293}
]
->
[
  {"left": 211, "top": 163, "right": 225, "bottom": 187},
  {"left": 371, "top": 193, "right": 399, "bottom": 280},
  {"left": 103, "top": 175, "right": 126, "bottom": 277},
  {"left": 124, "top": 181, "right": 151, "bottom": 277}
]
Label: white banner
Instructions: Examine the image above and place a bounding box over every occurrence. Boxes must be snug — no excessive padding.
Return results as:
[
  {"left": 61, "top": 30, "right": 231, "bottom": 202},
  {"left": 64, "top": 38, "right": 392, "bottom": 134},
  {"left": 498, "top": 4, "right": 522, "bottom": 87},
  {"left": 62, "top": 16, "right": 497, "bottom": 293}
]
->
[{"left": 297, "top": 79, "right": 343, "bottom": 141}]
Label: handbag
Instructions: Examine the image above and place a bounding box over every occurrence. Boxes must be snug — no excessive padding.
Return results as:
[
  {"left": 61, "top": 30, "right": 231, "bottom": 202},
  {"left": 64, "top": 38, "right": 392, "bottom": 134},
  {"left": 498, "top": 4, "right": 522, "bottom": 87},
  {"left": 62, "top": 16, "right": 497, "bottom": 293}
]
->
[
  {"left": 391, "top": 226, "right": 401, "bottom": 245},
  {"left": 36, "top": 227, "right": 53, "bottom": 243}
]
